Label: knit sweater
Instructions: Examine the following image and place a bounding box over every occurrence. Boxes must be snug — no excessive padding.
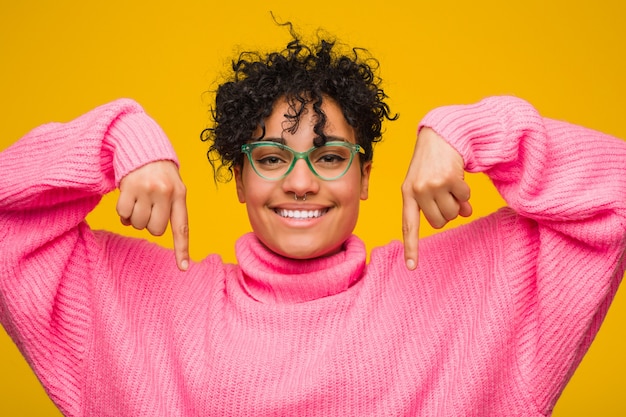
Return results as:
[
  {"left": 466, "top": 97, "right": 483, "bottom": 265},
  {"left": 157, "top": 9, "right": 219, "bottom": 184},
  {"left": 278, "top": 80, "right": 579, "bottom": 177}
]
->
[{"left": 0, "top": 97, "right": 624, "bottom": 417}]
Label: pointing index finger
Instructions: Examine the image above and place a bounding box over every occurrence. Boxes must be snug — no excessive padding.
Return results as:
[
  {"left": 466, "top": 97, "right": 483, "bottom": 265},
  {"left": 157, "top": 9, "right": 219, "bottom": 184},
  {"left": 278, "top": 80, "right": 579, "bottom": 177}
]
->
[
  {"left": 171, "top": 191, "right": 190, "bottom": 271},
  {"left": 402, "top": 191, "right": 420, "bottom": 270}
]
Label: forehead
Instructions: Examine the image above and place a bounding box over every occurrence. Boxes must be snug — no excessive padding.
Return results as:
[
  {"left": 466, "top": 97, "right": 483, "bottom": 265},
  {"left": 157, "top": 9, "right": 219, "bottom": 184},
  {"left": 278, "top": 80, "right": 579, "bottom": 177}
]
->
[{"left": 263, "top": 96, "right": 354, "bottom": 140}]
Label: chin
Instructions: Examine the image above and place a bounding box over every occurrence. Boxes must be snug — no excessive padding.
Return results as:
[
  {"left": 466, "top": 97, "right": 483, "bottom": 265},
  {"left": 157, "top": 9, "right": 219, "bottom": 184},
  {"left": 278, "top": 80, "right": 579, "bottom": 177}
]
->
[{"left": 272, "top": 241, "right": 344, "bottom": 261}]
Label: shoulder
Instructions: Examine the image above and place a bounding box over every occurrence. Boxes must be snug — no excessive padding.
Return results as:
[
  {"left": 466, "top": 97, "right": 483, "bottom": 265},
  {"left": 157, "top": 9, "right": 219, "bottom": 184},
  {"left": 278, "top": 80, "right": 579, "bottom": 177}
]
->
[
  {"left": 93, "top": 230, "right": 228, "bottom": 289},
  {"left": 369, "top": 209, "right": 538, "bottom": 287}
]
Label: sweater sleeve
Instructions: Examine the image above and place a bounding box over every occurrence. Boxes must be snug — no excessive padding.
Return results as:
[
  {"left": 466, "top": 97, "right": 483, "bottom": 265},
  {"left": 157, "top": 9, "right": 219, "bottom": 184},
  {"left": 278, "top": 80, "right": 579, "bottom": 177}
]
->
[
  {"left": 0, "top": 99, "right": 178, "bottom": 414},
  {"left": 419, "top": 96, "right": 626, "bottom": 413}
]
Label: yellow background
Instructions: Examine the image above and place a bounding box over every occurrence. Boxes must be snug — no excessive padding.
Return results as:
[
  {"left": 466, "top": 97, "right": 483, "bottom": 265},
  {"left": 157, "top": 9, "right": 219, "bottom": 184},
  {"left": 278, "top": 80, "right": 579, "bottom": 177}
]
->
[{"left": 1, "top": 1, "right": 624, "bottom": 415}]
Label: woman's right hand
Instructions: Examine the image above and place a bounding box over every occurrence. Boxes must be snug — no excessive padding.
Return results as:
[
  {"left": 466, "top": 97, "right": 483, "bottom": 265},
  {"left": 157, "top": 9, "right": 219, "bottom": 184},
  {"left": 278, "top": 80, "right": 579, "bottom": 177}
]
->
[{"left": 117, "top": 160, "right": 189, "bottom": 271}]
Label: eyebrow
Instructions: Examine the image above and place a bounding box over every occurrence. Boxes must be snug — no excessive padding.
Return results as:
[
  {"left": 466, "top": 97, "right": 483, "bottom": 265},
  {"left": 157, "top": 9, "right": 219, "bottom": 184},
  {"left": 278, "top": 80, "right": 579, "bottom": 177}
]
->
[
  {"left": 322, "top": 136, "right": 349, "bottom": 143},
  {"left": 259, "top": 135, "right": 350, "bottom": 145},
  {"left": 259, "top": 137, "right": 287, "bottom": 145}
]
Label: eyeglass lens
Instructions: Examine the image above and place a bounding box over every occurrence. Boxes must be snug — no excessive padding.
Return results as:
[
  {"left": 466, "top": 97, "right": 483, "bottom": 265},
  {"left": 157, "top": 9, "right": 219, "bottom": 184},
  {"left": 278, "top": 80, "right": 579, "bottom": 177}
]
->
[{"left": 249, "top": 143, "right": 355, "bottom": 180}]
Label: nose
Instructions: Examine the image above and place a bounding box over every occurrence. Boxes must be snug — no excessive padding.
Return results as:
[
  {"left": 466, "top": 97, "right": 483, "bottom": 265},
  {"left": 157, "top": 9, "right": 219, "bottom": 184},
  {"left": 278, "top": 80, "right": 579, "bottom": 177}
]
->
[{"left": 281, "top": 158, "right": 320, "bottom": 198}]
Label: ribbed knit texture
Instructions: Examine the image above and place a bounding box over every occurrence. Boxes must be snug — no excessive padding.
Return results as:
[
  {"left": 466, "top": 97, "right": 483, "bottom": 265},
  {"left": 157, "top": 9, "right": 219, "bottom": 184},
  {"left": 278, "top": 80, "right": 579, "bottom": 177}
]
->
[{"left": 1, "top": 97, "right": 624, "bottom": 416}]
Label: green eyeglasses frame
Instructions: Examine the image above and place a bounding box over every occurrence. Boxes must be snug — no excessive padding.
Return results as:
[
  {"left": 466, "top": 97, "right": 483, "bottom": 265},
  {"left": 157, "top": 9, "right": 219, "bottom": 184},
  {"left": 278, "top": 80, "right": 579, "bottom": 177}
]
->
[{"left": 241, "top": 140, "right": 366, "bottom": 181}]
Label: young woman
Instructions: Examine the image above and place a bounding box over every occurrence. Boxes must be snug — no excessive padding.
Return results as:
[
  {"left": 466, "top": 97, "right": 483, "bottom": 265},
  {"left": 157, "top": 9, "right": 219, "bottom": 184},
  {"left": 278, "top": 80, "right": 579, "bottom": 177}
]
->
[{"left": 1, "top": 34, "right": 624, "bottom": 416}]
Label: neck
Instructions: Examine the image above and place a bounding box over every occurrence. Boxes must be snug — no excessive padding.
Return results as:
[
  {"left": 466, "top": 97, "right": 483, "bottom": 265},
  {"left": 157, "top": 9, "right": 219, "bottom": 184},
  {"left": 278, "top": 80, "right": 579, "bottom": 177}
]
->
[{"left": 235, "top": 233, "right": 367, "bottom": 303}]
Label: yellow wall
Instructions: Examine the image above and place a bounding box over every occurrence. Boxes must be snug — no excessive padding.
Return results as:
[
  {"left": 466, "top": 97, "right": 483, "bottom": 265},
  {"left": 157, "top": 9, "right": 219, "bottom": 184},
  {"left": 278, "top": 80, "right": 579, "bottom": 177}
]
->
[{"left": 1, "top": 1, "right": 624, "bottom": 415}]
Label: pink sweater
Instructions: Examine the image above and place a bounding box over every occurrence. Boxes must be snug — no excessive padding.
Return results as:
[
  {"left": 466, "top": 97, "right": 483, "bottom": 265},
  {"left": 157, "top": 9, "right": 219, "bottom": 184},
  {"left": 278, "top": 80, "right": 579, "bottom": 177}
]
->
[{"left": 1, "top": 97, "right": 624, "bottom": 416}]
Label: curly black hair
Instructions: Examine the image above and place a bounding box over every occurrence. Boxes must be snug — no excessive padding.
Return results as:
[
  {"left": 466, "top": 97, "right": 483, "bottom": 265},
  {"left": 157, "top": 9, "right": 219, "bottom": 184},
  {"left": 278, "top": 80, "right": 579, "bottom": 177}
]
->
[{"left": 201, "top": 22, "right": 397, "bottom": 182}]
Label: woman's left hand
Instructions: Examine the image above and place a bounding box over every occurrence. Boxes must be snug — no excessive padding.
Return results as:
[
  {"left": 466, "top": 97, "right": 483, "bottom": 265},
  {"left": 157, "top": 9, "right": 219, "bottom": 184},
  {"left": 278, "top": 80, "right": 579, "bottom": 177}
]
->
[{"left": 401, "top": 127, "right": 473, "bottom": 270}]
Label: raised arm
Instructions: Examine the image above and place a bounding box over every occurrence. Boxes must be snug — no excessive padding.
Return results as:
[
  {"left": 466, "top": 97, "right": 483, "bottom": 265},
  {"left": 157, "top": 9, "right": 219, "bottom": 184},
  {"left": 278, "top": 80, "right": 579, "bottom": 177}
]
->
[
  {"left": 0, "top": 99, "right": 182, "bottom": 413},
  {"left": 402, "top": 95, "right": 626, "bottom": 411},
  {"left": 403, "top": 96, "right": 626, "bottom": 262}
]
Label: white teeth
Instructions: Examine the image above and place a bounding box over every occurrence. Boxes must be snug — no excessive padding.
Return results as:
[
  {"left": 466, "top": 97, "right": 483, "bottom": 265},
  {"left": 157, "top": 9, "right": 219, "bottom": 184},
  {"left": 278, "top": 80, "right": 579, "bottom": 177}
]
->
[{"left": 276, "top": 209, "right": 327, "bottom": 219}]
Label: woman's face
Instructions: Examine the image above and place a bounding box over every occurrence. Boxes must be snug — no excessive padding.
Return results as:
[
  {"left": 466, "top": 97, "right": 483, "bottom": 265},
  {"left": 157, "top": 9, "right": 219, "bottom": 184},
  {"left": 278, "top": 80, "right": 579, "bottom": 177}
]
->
[{"left": 234, "top": 97, "right": 371, "bottom": 259}]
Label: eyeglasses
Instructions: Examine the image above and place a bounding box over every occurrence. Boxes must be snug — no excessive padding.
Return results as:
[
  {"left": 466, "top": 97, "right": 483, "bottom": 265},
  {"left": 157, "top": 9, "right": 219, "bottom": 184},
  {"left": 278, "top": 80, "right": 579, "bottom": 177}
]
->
[{"left": 241, "top": 141, "right": 365, "bottom": 181}]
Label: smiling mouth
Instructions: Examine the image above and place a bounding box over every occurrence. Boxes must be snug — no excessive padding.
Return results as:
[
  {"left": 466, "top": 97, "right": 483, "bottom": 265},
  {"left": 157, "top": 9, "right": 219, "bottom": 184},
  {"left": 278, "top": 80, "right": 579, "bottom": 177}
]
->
[{"left": 274, "top": 208, "right": 330, "bottom": 219}]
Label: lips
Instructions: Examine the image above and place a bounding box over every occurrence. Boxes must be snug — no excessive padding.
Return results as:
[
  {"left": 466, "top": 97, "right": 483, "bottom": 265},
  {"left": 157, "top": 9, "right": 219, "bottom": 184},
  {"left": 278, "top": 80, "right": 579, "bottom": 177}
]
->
[{"left": 274, "top": 208, "right": 330, "bottom": 219}]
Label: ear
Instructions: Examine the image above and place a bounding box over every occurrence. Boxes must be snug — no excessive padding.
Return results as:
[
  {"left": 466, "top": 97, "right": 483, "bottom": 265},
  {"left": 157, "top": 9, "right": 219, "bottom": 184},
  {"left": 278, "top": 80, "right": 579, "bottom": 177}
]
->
[
  {"left": 359, "top": 161, "right": 372, "bottom": 200},
  {"left": 234, "top": 165, "right": 246, "bottom": 203}
]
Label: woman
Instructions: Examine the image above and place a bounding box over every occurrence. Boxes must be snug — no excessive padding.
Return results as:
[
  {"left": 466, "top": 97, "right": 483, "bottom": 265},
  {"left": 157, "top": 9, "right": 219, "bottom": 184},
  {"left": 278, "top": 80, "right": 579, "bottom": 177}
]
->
[{"left": 1, "top": 34, "right": 624, "bottom": 416}]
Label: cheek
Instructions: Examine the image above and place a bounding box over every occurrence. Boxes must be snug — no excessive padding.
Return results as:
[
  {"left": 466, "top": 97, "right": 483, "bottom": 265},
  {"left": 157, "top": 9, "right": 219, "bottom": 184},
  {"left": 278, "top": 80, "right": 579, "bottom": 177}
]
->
[
  {"left": 337, "top": 169, "right": 367, "bottom": 202},
  {"left": 234, "top": 165, "right": 247, "bottom": 204},
  {"left": 238, "top": 166, "right": 266, "bottom": 202},
  {"left": 241, "top": 173, "right": 275, "bottom": 220}
]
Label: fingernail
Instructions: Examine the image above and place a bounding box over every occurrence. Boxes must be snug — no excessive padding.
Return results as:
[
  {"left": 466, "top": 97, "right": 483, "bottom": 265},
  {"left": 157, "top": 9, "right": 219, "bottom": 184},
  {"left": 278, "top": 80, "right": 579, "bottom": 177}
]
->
[
  {"left": 181, "top": 259, "right": 189, "bottom": 271},
  {"left": 406, "top": 259, "right": 416, "bottom": 270}
]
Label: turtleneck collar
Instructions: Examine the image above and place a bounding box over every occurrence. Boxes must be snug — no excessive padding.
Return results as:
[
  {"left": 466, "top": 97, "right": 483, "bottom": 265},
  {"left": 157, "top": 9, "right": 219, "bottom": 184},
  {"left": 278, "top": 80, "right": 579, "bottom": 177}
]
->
[{"left": 235, "top": 233, "right": 367, "bottom": 304}]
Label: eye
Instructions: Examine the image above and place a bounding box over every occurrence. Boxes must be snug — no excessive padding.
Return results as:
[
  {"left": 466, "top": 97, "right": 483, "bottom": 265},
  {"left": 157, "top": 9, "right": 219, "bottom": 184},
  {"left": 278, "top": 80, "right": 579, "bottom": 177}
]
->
[
  {"left": 256, "top": 155, "right": 288, "bottom": 167},
  {"left": 312, "top": 146, "right": 351, "bottom": 167},
  {"left": 317, "top": 153, "right": 346, "bottom": 165},
  {"left": 250, "top": 144, "right": 293, "bottom": 171}
]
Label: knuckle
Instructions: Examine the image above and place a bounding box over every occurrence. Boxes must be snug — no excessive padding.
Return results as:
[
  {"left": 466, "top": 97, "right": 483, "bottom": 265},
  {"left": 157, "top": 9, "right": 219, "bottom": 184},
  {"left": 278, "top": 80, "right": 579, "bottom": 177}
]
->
[
  {"left": 116, "top": 206, "right": 130, "bottom": 218},
  {"left": 444, "top": 211, "right": 458, "bottom": 221},
  {"left": 178, "top": 223, "right": 189, "bottom": 237},
  {"left": 461, "top": 189, "right": 471, "bottom": 201},
  {"left": 432, "top": 219, "right": 447, "bottom": 229},
  {"left": 174, "top": 183, "right": 187, "bottom": 199},
  {"left": 403, "top": 177, "right": 448, "bottom": 197},
  {"left": 148, "top": 224, "right": 167, "bottom": 236},
  {"left": 428, "top": 176, "right": 448, "bottom": 189},
  {"left": 151, "top": 180, "right": 174, "bottom": 196},
  {"left": 442, "top": 204, "right": 460, "bottom": 221},
  {"left": 424, "top": 212, "right": 443, "bottom": 229},
  {"left": 131, "top": 221, "right": 146, "bottom": 231},
  {"left": 401, "top": 181, "right": 421, "bottom": 196}
]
